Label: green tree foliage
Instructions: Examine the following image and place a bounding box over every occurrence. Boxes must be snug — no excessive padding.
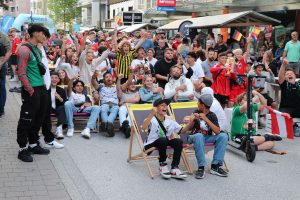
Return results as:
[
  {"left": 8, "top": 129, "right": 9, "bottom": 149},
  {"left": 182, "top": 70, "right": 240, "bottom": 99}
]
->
[
  {"left": 48, "top": 0, "right": 80, "bottom": 31},
  {"left": 0, "top": 0, "right": 8, "bottom": 10}
]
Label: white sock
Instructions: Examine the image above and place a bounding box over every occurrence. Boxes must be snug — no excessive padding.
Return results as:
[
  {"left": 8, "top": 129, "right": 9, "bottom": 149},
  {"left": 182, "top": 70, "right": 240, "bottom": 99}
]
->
[
  {"left": 29, "top": 143, "right": 37, "bottom": 148},
  {"left": 19, "top": 147, "right": 27, "bottom": 152}
]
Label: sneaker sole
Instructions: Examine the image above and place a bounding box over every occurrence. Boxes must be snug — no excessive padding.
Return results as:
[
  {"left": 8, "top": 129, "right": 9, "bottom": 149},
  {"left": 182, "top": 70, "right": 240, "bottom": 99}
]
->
[
  {"left": 195, "top": 172, "right": 205, "bottom": 179},
  {"left": 210, "top": 170, "right": 228, "bottom": 177},
  {"left": 18, "top": 156, "right": 33, "bottom": 162},
  {"left": 82, "top": 134, "right": 90, "bottom": 139},
  {"left": 171, "top": 175, "right": 187, "bottom": 179},
  {"left": 161, "top": 174, "right": 171, "bottom": 179}
]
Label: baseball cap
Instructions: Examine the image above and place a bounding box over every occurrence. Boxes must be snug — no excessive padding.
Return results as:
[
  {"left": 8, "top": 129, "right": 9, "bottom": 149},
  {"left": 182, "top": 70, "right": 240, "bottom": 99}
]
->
[
  {"left": 253, "top": 62, "right": 264, "bottom": 69},
  {"left": 197, "top": 94, "right": 213, "bottom": 107},
  {"left": 201, "top": 87, "right": 214, "bottom": 96},
  {"left": 153, "top": 98, "right": 171, "bottom": 107}
]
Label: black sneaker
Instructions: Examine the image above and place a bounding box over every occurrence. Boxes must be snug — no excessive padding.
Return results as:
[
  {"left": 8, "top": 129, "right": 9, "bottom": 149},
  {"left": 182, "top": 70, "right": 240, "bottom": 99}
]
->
[
  {"left": 210, "top": 164, "right": 228, "bottom": 177},
  {"left": 101, "top": 122, "right": 107, "bottom": 131},
  {"left": 28, "top": 145, "right": 50, "bottom": 155},
  {"left": 265, "top": 134, "right": 282, "bottom": 141},
  {"left": 18, "top": 149, "right": 33, "bottom": 162},
  {"left": 106, "top": 122, "right": 115, "bottom": 137},
  {"left": 122, "top": 120, "right": 131, "bottom": 138},
  {"left": 195, "top": 167, "right": 205, "bottom": 179}
]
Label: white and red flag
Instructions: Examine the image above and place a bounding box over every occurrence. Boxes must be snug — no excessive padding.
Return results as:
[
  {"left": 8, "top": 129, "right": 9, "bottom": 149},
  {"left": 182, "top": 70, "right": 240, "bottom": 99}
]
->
[{"left": 265, "top": 106, "right": 294, "bottom": 139}]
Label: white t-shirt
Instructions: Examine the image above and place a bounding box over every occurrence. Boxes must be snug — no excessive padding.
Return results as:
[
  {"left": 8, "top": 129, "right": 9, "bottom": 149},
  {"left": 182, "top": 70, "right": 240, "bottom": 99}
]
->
[
  {"left": 131, "top": 58, "right": 150, "bottom": 71},
  {"left": 147, "top": 57, "right": 157, "bottom": 67},
  {"left": 190, "top": 62, "right": 205, "bottom": 83},
  {"left": 99, "top": 86, "right": 118, "bottom": 105},
  {"left": 69, "top": 91, "right": 86, "bottom": 106},
  {"left": 210, "top": 99, "right": 228, "bottom": 132},
  {"left": 96, "top": 58, "right": 111, "bottom": 80},
  {"left": 50, "top": 87, "right": 56, "bottom": 109},
  {"left": 144, "top": 116, "right": 182, "bottom": 146}
]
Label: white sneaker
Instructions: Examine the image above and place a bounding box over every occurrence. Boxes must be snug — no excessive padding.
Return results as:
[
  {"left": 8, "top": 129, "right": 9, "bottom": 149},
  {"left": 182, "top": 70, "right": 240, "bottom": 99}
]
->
[
  {"left": 170, "top": 168, "right": 187, "bottom": 179},
  {"left": 81, "top": 128, "right": 90, "bottom": 139},
  {"left": 66, "top": 128, "right": 74, "bottom": 137},
  {"left": 56, "top": 125, "right": 64, "bottom": 139},
  {"left": 44, "top": 140, "right": 64, "bottom": 149},
  {"left": 159, "top": 165, "right": 171, "bottom": 179}
]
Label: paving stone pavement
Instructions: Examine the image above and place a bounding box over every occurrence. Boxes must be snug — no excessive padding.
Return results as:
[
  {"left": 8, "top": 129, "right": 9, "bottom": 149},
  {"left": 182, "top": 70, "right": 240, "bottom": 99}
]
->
[
  {"left": 0, "top": 81, "right": 73, "bottom": 200},
  {"left": 3, "top": 78, "right": 300, "bottom": 200}
]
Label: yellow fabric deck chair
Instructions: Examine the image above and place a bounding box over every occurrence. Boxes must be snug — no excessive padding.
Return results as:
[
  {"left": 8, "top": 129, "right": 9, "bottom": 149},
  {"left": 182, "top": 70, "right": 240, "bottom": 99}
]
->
[
  {"left": 126, "top": 103, "right": 191, "bottom": 179},
  {"left": 168, "top": 101, "right": 229, "bottom": 173}
]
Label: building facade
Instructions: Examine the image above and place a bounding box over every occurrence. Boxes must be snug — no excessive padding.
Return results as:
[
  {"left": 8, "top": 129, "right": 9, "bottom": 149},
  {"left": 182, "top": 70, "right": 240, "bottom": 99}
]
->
[
  {"left": 0, "top": 0, "right": 31, "bottom": 17},
  {"left": 79, "top": 0, "right": 107, "bottom": 27},
  {"left": 30, "top": 0, "right": 49, "bottom": 15}
]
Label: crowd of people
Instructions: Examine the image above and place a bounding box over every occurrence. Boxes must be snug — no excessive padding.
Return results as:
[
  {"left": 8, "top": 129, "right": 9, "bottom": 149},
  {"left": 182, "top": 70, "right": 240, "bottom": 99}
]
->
[{"left": 0, "top": 24, "right": 299, "bottom": 179}]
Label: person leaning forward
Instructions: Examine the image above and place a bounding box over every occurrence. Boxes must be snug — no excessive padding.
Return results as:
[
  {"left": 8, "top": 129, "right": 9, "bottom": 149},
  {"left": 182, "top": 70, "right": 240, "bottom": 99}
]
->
[
  {"left": 142, "top": 98, "right": 187, "bottom": 179},
  {"left": 16, "top": 24, "right": 51, "bottom": 162}
]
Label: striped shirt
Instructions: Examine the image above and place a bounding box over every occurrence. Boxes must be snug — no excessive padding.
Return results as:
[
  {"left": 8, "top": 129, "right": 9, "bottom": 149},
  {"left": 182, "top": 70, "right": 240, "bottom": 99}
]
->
[{"left": 116, "top": 48, "right": 135, "bottom": 78}]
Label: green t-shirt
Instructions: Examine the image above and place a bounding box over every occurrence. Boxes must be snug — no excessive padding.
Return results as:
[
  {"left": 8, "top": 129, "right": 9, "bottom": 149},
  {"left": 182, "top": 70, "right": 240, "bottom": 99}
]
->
[
  {"left": 284, "top": 41, "right": 300, "bottom": 62},
  {"left": 230, "top": 103, "right": 258, "bottom": 140},
  {"left": 26, "top": 45, "right": 44, "bottom": 87}
]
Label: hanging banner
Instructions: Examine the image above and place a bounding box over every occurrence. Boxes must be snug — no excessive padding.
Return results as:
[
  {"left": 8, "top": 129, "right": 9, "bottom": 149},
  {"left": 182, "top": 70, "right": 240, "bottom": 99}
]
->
[
  {"left": 264, "top": 25, "right": 272, "bottom": 42},
  {"left": 274, "top": 26, "right": 286, "bottom": 46},
  {"left": 156, "top": 0, "right": 176, "bottom": 7}
]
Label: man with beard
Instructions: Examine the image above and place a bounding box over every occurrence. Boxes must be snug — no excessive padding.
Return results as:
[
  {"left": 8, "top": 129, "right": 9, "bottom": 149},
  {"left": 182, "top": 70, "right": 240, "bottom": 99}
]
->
[
  {"left": 201, "top": 48, "right": 217, "bottom": 87},
  {"left": 116, "top": 73, "right": 140, "bottom": 138},
  {"left": 92, "top": 72, "right": 119, "bottom": 137},
  {"left": 16, "top": 24, "right": 50, "bottom": 162},
  {"left": 278, "top": 59, "right": 300, "bottom": 118},
  {"left": 164, "top": 65, "right": 194, "bottom": 102},
  {"left": 154, "top": 48, "right": 177, "bottom": 88}
]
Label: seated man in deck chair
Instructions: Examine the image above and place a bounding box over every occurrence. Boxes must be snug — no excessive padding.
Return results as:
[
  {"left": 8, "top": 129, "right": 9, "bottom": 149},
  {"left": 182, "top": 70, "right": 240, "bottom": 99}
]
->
[
  {"left": 92, "top": 72, "right": 119, "bottom": 137},
  {"left": 142, "top": 98, "right": 187, "bottom": 179},
  {"left": 180, "top": 94, "right": 228, "bottom": 179},
  {"left": 64, "top": 76, "right": 101, "bottom": 139}
]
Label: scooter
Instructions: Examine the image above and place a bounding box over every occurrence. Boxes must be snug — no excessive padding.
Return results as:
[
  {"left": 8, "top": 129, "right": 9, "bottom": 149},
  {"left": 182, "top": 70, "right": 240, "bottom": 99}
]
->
[{"left": 228, "top": 74, "right": 266, "bottom": 162}]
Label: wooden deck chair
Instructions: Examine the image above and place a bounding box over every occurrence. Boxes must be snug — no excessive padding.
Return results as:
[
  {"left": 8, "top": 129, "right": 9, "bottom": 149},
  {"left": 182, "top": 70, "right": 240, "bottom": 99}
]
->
[
  {"left": 168, "top": 101, "right": 229, "bottom": 173},
  {"left": 126, "top": 103, "right": 191, "bottom": 179}
]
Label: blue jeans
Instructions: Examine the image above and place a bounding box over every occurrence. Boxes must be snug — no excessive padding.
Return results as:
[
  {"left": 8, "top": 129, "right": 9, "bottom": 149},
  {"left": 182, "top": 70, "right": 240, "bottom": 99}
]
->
[
  {"left": 118, "top": 105, "right": 131, "bottom": 126},
  {"left": 101, "top": 103, "right": 119, "bottom": 124},
  {"left": 64, "top": 101, "right": 101, "bottom": 129},
  {"left": 0, "top": 62, "right": 7, "bottom": 114},
  {"left": 188, "top": 132, "right": 228, "bottom": 167}
]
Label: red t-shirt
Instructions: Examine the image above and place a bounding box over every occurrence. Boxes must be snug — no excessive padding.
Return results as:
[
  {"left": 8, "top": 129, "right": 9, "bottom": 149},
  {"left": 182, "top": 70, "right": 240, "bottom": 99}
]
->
[
  {"left": 210, "top": 63, "right": 233, "bottom": 96},
  {"left": 232, "top": 58, "right": 247, "bottom": 90},
  {"left": 12, "top": 36, "right": 21, "bottom": 55},
  {"left": 172, "top": 41, "right": 180, "bottom": 50}
]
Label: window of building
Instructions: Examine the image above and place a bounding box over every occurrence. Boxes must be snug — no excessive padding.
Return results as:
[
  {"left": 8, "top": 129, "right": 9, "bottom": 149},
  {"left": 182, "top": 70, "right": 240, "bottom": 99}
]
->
[
  {"left": 121, "top": 8, "right": 123, "bottom": 12},
  {"left": 128, "top": 6, "right": 133, "bottom": 11},
  {"left": 10, "top": 6, "right": 15, "bottom": 12},
  {"left": 10, "top": 0, "right": 13, "bottom": 2},
  {"left": 138, "top": 0, "right": 144, "bottom": 9},
  {"left": 113, "top": 9, "right": 115, "bottom": 18},
  {"left": 16, "top": 6, "right": 18, "bottom": 11},
  {"left": 147, "top": 0, "right": 151, "bottom": 8}
]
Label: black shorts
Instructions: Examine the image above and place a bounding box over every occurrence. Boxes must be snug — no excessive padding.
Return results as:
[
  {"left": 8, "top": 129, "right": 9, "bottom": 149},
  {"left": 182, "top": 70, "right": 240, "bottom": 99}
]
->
[
  {"left": 214, "top": 94, "right": 228, "bottom": 106},
  {"left": 262, "top": 93, "right": 274, "bottom": 106},
  {"left": 9, "top": 55, "right": 18, "bottom": 65}
]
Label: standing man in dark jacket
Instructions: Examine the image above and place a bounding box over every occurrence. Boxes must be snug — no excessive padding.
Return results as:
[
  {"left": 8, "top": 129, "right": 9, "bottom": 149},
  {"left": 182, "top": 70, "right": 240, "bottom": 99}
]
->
[
  {"left": 0, "top": 31, "right": 12, "bottom": 118},
  {"left": 16, "top": 24, "right": 50, "bottom": 162}
]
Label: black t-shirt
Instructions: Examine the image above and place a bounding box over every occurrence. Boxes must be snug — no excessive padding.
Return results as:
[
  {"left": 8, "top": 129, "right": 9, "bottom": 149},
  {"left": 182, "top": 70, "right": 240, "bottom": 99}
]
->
[
  {"left": 191, "top": 110, "right": 219, "bottom": 135},
  {"left": 154, "top": 46, "right": 166, "bottom": 60},
  {"left": 154, "top": 59, "right": 177, "bottom": 88},
  {"left": 279, "top": 80, "right": 300, "bottom": 108},
  {"left": 214, "top": 43, "right": 228, "bottom": 54}
]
